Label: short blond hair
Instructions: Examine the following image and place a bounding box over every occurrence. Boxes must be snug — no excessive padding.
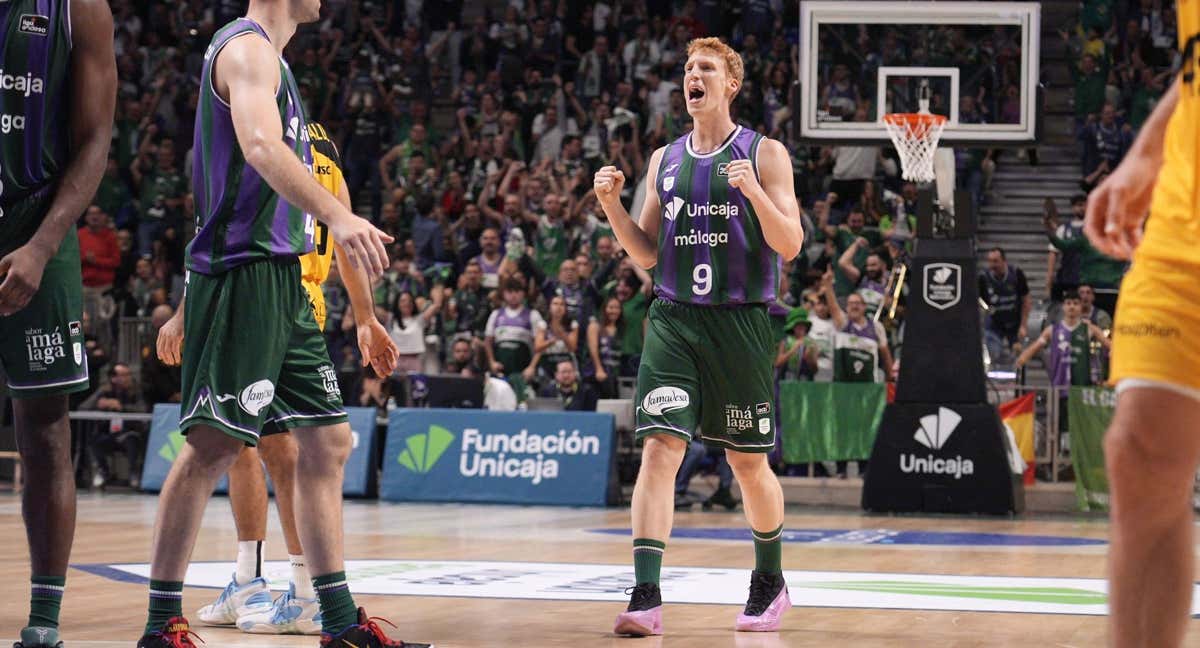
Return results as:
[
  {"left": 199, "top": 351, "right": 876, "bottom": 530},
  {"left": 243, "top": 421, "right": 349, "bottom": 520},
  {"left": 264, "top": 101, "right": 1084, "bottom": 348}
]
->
[{"left": 686, "top": 37, "right": 744, "bottom": 88}]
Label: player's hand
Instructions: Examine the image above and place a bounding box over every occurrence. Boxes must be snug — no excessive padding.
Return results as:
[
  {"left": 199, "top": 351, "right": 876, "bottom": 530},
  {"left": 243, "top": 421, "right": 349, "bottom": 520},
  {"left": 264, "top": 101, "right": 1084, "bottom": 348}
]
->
[
  {"left": 490, "top": 361, "right": 505, "bottom": 375},
  {"left": 1084, "top": 153, "right": 1157, "bottom": 259},
  {"left": 357, "top": 317, "right": 399, "bottom": 377},
  {"left": 593, "top": 166, "right": 625, "bottom": 205},
  {"left": 156, "top": 308, "right": 185, "bottom": 366},
  {"left": 330, "top": 214, "right": 394, "bottom": 278},
  {"left": 595, "top": 367, "right": 608, "bottom": 383},
  {"left": 725, "top": 159, "right": 762, "bottom": 198},
  {"left": 1018, "top": 325, "right": 1028, "bottom": 342},
  {"left": 0, "top": 243, "right": 52, "bottom": 316}
]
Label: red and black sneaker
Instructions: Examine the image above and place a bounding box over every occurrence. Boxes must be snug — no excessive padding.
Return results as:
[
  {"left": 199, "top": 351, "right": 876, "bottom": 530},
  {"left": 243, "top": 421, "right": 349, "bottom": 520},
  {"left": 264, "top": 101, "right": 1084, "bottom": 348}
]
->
[
  {"left": 136, "top": 617, "right": 203, "bottom": 647},
  {"left": 319, "top": 608, "right": 432, "bottom": 647}
]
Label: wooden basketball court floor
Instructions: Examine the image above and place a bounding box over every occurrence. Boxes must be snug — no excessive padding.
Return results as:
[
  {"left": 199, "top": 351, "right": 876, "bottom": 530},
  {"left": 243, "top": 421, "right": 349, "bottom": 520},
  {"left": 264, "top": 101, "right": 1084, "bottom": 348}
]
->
[{"left": 1, "top": 491, "right": 1197, "bottom": 647}]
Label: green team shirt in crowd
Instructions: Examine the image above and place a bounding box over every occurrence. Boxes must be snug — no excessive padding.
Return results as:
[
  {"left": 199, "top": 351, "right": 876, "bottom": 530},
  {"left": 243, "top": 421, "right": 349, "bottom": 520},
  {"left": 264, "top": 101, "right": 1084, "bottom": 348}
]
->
[
  {"left": 1048, "top": 230, "right": 1127, "bottom": 288},
  {"left": 534, "top": 214, "right": 572, "bottom": 277},
  {"left": 0, "top": 0, "right": 72, "bottom": 256},
  {"left": 833, "top": 227, "right": 882, "bottom": 297}
]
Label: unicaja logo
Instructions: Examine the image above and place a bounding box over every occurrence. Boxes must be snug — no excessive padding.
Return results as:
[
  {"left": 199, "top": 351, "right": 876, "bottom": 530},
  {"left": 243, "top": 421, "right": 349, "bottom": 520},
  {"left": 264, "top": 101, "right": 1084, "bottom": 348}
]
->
[
  {"left": 914, "top": 407, "right": 960, "bottom": 449},
  {"left": 663, "top": 196, "right": 686, "bottom": 222},
  {"left": 901, "top": 407, "right": 975, "bottom": 479},
  {"left": 398, "top": 425, "right": 456, "bottom": 474}
]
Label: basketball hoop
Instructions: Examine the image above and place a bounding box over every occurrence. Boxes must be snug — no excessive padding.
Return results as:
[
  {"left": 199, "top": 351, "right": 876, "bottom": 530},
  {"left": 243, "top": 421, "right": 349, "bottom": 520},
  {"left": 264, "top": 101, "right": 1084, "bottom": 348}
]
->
[{"left": 882, "top": 112, "right": 947, "bottom": 184}]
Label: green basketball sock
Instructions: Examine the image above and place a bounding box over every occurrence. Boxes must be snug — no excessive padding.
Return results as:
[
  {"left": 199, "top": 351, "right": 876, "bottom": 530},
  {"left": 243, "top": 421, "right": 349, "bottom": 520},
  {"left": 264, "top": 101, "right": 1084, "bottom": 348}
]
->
[
  {"left": 633, "top": 538, "right": 666, "bottom": 585},
  {"left": 28, "top": 575, "right": 65, "bottom": 629},
  {"left": 752, "top": 525, "right": 784, "bottom": 574},
  {"left": 145, "top": 580, "right": 183, "bottom": 634},
  {"left": 313, "top": 571, "right": 358, "bottom": 636}
]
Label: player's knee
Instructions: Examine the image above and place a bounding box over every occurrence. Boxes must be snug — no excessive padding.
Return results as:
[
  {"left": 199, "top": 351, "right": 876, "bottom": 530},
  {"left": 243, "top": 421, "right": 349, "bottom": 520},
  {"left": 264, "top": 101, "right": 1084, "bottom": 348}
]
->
[
  {"left": 641, "top": 435, "right": 686, "bottom": 474},
  {"left": 725, "top": 451, "right": 768, "bottom": 481},
  {"left": 1105, "top": 424, "right": 1192, "bottom": 497},
  {"left": 295, "top": 425, "right": 352, "bottom": 476},
  {"left": 183, "top": 427, "right": 244, "bottom": 469},
  {"left": 258, "top": 435, "right": 299, "bottom": 474}
]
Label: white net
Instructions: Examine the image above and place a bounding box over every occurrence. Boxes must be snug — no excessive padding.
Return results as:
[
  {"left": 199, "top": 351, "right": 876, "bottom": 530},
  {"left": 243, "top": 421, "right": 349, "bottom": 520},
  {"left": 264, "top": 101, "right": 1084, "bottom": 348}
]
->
[{"left": 883, "top": 113, "right": 947, "bottom": 184}]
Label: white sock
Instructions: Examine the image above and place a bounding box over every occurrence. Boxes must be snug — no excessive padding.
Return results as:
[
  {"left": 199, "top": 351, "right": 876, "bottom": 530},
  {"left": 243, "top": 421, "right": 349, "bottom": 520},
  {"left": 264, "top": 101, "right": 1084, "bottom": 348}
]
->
[
  {"left": 290, "top": 554, "right": 314, "bottom": 599},
  {"left": 236, "top": 540, "right": 263, "bottom": 584}
]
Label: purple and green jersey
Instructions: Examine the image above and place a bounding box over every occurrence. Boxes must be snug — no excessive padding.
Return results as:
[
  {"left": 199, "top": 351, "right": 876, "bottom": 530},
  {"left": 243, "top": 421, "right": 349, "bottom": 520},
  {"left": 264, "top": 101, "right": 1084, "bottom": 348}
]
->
[
  {"left": 653, "top": 126, "right": 780, "bottom": 306},
  {"left": 187, "top": 18, "right": 314, "bottom": 276},
  {"left": 0, "top": 0, "right": 72, "bottom": 256},
  {"left": 1048, "top": 320, "right": 1092, "bottom": 387}
]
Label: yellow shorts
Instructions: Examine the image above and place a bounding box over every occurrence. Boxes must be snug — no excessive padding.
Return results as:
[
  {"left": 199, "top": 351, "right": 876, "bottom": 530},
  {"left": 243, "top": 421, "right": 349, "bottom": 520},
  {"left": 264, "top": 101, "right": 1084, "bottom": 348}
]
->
[
  {"left": 1108, "top": 254, "right": 1200, "bottom": 393},
  {"left": 303, "top": 278, "right": 326, "bottom": 331}
]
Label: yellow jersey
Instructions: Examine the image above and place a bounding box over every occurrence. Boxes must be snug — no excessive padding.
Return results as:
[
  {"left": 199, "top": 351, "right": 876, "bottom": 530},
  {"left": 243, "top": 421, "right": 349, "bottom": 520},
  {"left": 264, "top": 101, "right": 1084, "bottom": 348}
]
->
[
  {"left": 1142, "top": 0, "right": 1200, "bottom": 262},
  {"left": 301, "top": 122, "right": 344, "bottom": 329}
]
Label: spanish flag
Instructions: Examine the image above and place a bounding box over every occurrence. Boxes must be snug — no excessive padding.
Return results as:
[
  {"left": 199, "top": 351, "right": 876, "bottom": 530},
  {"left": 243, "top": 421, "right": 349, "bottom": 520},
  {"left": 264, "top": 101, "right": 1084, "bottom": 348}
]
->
[{"left": 998, "top": 393, "right": 1037, "bottom": 485}]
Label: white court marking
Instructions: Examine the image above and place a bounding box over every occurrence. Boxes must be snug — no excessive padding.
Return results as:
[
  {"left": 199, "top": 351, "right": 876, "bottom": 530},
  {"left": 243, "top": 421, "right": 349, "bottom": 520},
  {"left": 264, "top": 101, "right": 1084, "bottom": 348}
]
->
[{"left": 78, "top": 559, "right": 1200, "bottom": 617}]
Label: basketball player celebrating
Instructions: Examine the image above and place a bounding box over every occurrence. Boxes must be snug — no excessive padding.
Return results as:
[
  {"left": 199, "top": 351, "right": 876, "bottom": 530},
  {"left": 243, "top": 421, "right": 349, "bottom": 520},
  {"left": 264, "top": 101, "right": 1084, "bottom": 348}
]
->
[
  {"left": 594, "top": 37, "right": 803, "bottom": 636},
  {"left": 0, "top": 2, "right": 115, "bottom": 647},
  {"left": 154, "top": 122, "right": 398, "bottom": 636},
  {"left": 1084, "top": 3, "right": 1200, "bottom": 645},
  {"left": 137, "top": 2, "right": 426, "bottom": 646}
]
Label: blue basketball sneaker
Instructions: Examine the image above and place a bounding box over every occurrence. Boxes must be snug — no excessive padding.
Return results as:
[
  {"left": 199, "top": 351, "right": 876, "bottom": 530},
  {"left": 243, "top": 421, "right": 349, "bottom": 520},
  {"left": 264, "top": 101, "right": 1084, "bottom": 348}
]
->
[
  {"left": 237, "top": 583, "right": 322, "bottom": 635},
  {"left": 195, "top": 573, "right": 272, "bottom": 626}
]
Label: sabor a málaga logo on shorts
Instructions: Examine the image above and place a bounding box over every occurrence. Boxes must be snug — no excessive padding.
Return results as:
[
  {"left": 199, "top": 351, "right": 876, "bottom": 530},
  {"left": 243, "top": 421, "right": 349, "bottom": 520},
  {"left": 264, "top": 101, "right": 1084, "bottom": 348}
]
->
[
  {"left": 25, "top": 327, "right": 66, "bottom": 370},
  {"left": 238, "top": 379, "right": 275, "bottom": 416},
  {"left": 923, "top": 263, "right": 961, "bottom": 311},
  {"left": 900, "top": 407, "right": 974, "bottom": 479},
  {"left": 318, "top": 364, "right": 341, "bottom": 401},
  {"left": 641, "top": 386, "right": 689, "bottom": 416}
]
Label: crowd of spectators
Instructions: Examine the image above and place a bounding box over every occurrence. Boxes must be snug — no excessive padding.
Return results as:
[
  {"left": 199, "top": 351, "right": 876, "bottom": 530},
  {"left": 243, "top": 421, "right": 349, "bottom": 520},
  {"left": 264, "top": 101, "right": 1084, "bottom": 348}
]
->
[
  {"left": 1067, "top": 0, "right": 1176, "bottom": 190},
  {"left": 47, "top": 0, "right": 1038, "bottom": 484}
]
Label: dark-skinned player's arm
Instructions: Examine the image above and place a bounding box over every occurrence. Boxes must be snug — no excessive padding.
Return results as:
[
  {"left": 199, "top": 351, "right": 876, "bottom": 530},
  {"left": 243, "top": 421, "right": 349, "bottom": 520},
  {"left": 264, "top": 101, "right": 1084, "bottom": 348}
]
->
[
  {"left": 725, "top": 139, "right": 804, "bottom": 260},
  {"left": 593, "top": 146, "right": 664, "bottom": 270},
  {"left": 332, "top": 175, "right": 398, "bottom": 377},
  {"left": 0, "top": 0, "right": 115, "bottom": 315},
  {"left": 218, "top": 34, "right": 392, "bottom": 277}
]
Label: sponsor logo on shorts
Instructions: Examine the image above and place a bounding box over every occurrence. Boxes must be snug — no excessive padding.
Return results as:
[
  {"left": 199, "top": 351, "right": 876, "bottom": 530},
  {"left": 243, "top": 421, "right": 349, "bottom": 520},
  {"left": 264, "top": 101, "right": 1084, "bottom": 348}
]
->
[
  {"left": 319, "top": 364, "right": 341, "bottom": 401},
  {"left": 755, "top": 402, "right": 771, "bottom": 416},
  {"left": 24, "top": 326, "right": 66, "bottom": 370},
  {"left": 73, "top": 342, "right": 82, "bottom": 365},
  {"left": 238, "top": 379, "right": 275, "bottom": 416},
  {"left": 1115, "top": 322, "right": 1180, "bottom": 339},
  {"left": 725, "top": 404, "right": 754, "bottom": 432},
  {"left": 69, "top": 320, "right": 81, "bottom": 337},
  {"left": 18, "top": 14, "right": 49, "bottom": 36},
  {"left": 758, "top": 417, "right": 771, "bottom": 435},
  {"left": 641, "top": 386, "right": 690, "bottom": 416}
]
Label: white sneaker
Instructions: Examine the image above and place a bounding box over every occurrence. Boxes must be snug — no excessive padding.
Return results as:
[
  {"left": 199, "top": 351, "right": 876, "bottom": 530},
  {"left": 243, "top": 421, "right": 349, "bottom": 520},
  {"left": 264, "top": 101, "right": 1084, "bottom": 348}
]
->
[
  {"left": 195, "top": 574, "right": 272, "bottom": 625},
  {"left": 236, "top": 583, "right": 322, "bottom": 635}
]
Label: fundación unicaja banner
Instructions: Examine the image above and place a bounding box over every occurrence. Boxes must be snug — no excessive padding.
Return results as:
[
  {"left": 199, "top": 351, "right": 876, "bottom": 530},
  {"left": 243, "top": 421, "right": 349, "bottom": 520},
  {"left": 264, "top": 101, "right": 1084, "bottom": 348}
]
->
[{"left": 380, "top": 408, "right": 615, "bottom": 506}]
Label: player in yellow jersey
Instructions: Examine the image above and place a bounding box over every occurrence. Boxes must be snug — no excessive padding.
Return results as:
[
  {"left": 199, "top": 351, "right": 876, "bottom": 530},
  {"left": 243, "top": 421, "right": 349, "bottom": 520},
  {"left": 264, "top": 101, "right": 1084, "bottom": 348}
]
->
[
  {"left": 155, "top": 122, "right": 397, "bottom": 635},
  {"left": 1085, "top": 2, "right": 1200, "bottom": 645}
]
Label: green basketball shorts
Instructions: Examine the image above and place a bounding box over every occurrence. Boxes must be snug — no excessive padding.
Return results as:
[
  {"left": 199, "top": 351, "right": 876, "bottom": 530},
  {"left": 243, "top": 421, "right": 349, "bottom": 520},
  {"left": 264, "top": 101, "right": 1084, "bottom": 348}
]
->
[
  {"left": 0, "top": 226, "right": 88, "bottom": 399},
  {"left": 635, "top": 298, "right": 776, "bottom": 452},
  {"left": 179, "top": 258, "right": 346, "bottom": 445}
]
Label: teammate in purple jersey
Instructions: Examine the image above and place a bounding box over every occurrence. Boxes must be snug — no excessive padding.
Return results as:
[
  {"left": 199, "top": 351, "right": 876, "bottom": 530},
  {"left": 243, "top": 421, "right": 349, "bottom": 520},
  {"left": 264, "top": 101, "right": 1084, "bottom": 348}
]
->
[
  {"left": 594, "top": 37, "right": 803, "bottom": 637},
  {"left": 0, "top": 2, "right": 116, "bottom": 647}
]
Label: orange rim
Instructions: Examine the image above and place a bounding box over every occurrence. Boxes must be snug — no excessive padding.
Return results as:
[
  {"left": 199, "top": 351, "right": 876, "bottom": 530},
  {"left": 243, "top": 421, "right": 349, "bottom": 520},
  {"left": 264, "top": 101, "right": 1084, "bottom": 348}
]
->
[{"left": 883, "top": 113, "right": 947, "bottom": 138}]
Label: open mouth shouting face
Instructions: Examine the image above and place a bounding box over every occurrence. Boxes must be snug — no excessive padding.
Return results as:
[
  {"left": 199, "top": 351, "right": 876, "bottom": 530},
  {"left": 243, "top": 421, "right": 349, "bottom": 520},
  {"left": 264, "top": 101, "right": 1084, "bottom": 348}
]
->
[{"left": 683, "top": 50, "right": 737, "bottom": 115}]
